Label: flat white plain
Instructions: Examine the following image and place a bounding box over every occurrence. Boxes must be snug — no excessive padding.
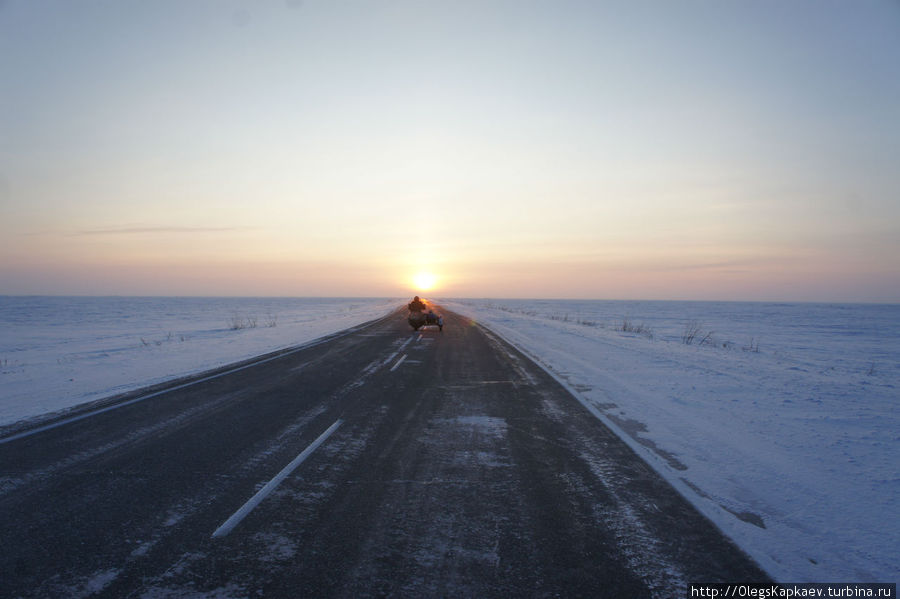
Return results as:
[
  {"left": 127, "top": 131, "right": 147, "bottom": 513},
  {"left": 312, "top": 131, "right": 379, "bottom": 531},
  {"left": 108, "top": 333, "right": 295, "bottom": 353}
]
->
[
  {"left": 1, "top": 296, "right": 897, "bottom": 583},
  {"left": 444, "top": 299, "right": 899, "bottom": 584}
]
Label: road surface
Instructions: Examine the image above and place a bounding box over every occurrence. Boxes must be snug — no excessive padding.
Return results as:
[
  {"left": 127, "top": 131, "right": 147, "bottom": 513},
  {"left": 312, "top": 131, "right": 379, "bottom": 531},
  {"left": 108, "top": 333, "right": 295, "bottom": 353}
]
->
[{"left": 0, "top": 305, "right": 768, "bottom": 598}]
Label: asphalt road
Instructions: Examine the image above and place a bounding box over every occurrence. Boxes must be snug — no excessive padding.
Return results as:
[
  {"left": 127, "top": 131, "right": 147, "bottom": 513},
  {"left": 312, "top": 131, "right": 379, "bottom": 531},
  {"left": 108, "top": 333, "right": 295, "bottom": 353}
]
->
[{"left": 0, "top": 304, "right": 768, "bottom": 598}]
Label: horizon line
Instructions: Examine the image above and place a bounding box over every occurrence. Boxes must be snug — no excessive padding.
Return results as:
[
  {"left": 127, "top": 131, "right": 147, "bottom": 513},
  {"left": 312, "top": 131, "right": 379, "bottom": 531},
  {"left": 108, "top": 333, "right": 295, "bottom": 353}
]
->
[{"left": 1, "top": 294, "right": 898, "bottom": 306}]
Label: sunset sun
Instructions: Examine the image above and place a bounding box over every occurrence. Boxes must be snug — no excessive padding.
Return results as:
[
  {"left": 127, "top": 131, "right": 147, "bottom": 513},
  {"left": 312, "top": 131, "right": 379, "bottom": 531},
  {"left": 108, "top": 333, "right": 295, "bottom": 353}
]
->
[{"left": 412, "top": 271, "right": 438, "bottom": 292}]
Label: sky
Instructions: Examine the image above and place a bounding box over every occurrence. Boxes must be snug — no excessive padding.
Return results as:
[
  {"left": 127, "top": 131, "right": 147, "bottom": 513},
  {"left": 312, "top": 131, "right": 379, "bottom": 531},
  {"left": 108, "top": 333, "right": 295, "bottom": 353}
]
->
[{"left": 1, "top": 1, "right": 899, "bottom": 301}]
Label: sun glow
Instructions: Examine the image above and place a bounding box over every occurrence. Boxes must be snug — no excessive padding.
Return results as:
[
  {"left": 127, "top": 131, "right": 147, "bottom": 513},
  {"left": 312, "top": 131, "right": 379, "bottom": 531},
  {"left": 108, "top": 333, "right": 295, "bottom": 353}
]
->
[{"left": 412, "top": 271, "right": 438, "bottom": 292}]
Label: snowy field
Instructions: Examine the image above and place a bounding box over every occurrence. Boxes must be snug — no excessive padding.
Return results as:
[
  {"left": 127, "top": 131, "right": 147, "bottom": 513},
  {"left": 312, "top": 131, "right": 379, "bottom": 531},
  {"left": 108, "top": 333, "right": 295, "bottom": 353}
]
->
[
  {"left": 1, "top": 296, "right": 897, "bottom": 583},
  {"left": 0, "top": 297, "right": 400, "bottom": 426},
  {"left": 442, "top": 299, "right": 899, "bottom": 584}
]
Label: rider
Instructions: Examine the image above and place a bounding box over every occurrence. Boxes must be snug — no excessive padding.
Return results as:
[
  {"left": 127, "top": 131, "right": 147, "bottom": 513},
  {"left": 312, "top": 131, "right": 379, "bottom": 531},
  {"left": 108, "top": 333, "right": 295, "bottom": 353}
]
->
[{"left": 408, "top": 296, "right": 426, "bottom": 313}]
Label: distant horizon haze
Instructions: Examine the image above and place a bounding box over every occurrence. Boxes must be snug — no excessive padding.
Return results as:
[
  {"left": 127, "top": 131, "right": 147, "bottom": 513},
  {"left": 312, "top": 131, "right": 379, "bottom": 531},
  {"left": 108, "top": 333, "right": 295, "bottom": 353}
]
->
[
  {"left": 2, "top": 292, "right": 898, "bottom": 306},
  {"left": 2, "top": 1, "right": 898, "bottom": 303}
]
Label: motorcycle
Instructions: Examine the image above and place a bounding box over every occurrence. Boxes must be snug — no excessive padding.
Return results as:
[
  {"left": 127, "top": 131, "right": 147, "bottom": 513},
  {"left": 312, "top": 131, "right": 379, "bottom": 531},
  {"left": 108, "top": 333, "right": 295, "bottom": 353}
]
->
[{"left": 408, "top": 310, "right": 443, "bottom": 331}]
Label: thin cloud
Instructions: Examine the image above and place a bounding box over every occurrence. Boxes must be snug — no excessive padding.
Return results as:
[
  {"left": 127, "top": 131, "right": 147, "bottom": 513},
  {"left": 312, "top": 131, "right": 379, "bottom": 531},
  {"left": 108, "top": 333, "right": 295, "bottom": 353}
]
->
[
  {"left": 68, "top": 225, "right": 254, "bottom": 236},
  {"left": 648, "top": 259, "right": 767, "bottom": 273}
]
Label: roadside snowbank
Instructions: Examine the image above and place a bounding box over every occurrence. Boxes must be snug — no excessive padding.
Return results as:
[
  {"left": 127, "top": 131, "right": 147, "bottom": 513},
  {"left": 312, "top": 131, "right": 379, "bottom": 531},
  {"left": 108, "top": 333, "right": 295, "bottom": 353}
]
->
[
  {"left": 0, "top": 297, "right": 400, "bottom": 426},
  {"left": 442, "top": 299, "right": 899, "bottom": 584},
  {"left": 2, "top": 296, "right": 896, "bottom": 583}
]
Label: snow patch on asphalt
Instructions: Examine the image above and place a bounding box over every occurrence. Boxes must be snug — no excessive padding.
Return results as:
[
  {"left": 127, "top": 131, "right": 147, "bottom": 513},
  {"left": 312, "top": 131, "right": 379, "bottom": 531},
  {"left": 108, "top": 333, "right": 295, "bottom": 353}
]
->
[{"left": 443, "top": 298, "right": 900, "bottom": 583}]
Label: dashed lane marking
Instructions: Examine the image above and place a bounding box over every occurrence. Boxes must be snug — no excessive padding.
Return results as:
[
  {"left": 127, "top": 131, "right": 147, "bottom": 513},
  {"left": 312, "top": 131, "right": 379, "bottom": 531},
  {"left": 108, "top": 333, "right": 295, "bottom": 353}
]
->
[
  {"left": 212, "top": 419, "right": 343, "bottom": 538},
  {"left": 389, "top": 354, "right": 408, "bottom": 372}
]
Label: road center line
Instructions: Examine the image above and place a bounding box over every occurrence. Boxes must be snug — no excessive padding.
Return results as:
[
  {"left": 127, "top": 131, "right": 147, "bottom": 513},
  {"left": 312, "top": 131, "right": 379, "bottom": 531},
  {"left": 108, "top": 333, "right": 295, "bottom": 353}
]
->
[
  {"left": 378, "top": 337, "right": 413, "bottom": 370},
  {"left": 212, "top": 419, "right": 343, "bottom": 538},
  {"left": 389, "top": 354, "right": 408, "bottom": 372}
]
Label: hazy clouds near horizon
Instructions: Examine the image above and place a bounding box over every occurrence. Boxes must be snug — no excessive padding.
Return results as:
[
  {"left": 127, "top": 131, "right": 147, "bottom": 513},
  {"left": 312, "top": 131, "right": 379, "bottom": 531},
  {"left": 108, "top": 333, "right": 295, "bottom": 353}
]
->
[{"left": 2, "top": 1, "right": 898, "bottom": 301}]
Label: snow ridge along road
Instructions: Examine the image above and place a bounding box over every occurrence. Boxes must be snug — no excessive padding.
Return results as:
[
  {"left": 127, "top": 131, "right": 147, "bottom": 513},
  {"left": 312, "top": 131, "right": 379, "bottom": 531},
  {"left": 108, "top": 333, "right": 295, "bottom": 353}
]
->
[{"left": 0, "top": 305, "right": 767, "bottom": 598}]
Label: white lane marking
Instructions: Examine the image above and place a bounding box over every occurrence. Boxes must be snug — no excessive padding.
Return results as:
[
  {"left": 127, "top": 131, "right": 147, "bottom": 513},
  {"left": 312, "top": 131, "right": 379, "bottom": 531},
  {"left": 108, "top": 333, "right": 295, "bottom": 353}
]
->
[
  {"left": 389, "top": 354, "right": 408, "bottom": 372},
  {"left": 417, "top": 334, "right": 423, "bottom": 342},
  {"left": 212, "top": 419, "right": 343, "bottom": 538},
  {"left": 378, "top": 337, "right": 412, "bottom": 370}
]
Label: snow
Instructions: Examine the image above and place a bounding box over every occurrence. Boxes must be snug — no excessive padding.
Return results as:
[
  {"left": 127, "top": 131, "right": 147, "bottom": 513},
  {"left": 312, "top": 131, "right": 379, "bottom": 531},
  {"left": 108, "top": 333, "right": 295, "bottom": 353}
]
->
[
  {"left": 0, "top": 297, "right": 400, "bottom": 426},
  {"left": 2, "top": 296, "right": 897, "bottom": 583},
  {"left": 441, "top": 299, "right": 900, "bottom": 584}
]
